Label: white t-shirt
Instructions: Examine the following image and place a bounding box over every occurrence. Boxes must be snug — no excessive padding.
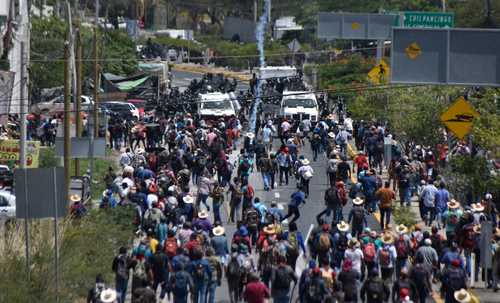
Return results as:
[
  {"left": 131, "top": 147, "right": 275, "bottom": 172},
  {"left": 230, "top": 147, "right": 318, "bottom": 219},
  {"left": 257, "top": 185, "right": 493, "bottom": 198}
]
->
[{"left": 344, "top": 248, "right": 364, "bottom": 273}]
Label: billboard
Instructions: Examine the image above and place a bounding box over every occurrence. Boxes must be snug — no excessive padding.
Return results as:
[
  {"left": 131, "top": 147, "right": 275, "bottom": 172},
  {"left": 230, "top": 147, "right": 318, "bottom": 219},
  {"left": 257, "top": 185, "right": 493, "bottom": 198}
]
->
[
  {"left": 391, "top": 28, "right": 500, "bottom": 86},
  {"left": 223, "top": 17, "right": 256, "bottom": 43},
  {"left": 318, "top": 12, "right": 398, "bottom": 40},
  {"left": 0, "top": 139, "right": 40, "bottom": 168}
]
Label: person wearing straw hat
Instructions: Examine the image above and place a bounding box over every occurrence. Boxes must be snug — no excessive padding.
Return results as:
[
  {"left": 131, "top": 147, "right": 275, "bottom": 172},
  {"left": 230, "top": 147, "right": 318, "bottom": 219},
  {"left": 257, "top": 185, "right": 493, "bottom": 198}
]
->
[
  {"left": 297, "top": 158, "right": 314, "bottom": 197},
  {"left": 471, "top": 203, "right": 487, "bottom": 225},
  {"left": 454, "top": 288, "right": 480, "bottom": 303},
  {"left": 87, "top": 274, "right": 106, "bottom": 303},
  {"left": 348, "top": 197, "right": 368, "bottom": 238},
  {"left": 443, "top": 199, "right": 463, "bottom": 242},
  {"left": 211, "top": 225, "right": 229, "bottom": 264},
  {"left": 193, "top": 210, "right": 213, "bottom": 233},
  {"left": 378, "top": 233, "right": 397, "bottom": 282},
  {"left": 69, "top": 194, "right": 87, "bottom": 218},
  {"left": 99, "top": 288, "right": 118, "bottom": 303}
]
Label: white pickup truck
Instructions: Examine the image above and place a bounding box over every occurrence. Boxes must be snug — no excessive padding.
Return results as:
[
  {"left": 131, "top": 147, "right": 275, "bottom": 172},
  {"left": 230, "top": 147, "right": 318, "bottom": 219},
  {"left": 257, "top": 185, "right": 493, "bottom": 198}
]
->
[
  {"left": 280, "top": 91, "right": 319, "bottom": 123},
  {"left": 197, "top": 92, "right": 241, "bottom": 118}
]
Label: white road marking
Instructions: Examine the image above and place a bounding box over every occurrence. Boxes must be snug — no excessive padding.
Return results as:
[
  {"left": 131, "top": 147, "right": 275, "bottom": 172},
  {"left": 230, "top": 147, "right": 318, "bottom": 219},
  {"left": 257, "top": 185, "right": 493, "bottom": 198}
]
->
[{"left": 295, "top": 223, "right": 314, "bottom": 277}]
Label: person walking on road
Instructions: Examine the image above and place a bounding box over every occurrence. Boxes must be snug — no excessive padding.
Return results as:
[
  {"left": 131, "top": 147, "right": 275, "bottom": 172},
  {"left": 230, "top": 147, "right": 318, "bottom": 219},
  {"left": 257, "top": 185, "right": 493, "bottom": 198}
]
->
[
  {"left": 360, "top": 268, "right": 390, "bottom": 303},
  {"left": 378, "top": 233, "right": 398, "bottom": 283},
  {"left": 243, "top": 272, "right": 271, "bottom": 303},
  {"left": 317, "top": 182, "right": 342, "bottom": 225},
  {"left": 440, "top": 259, "right": 467, "bottom": 303},
  {"left": 282, "top": 186, "right": 307, "bottom": 224},
  {"left": 271, "top": 255, "right": 298, "bottom": 303},
  {"left": 376, "top": 181, "right": 396, "bottom": 230},
  {"left": 298, "top": 158, "right": 314, "bottom": 198},
  {"left": 112, "top": 247, "right": 133, "bottom": 303},
  {"left": 409, "top": 254, "right": 432, "bottom": 303},
  {"left": 349, "top": 197, "right": 368, "bottom": 237}
]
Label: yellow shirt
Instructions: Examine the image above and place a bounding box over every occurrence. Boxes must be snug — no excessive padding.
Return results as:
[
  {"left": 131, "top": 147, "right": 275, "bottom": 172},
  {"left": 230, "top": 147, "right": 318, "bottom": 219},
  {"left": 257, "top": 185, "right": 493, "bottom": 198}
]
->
[{"left": 149, "top": 238, "right": 159, "bottom": 253}]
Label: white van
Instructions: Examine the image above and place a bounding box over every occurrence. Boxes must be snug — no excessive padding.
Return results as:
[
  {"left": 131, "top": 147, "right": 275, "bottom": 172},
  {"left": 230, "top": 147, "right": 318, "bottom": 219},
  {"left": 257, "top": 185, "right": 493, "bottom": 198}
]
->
[
  {"left": 280, "top": 91, "right": 319, "bottom": 123},
  {"left": 256, "top": 66, "right": 297, "bottom": 80},
  {"left": 197, "top": 92, "right": 241, "bottom": 118}
]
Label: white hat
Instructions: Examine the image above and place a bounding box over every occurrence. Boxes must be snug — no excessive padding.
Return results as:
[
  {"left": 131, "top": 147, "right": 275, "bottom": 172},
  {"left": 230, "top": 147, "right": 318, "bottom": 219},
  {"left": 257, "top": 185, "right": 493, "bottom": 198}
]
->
[
  {"left": 123, "top": 166, "right": 134, "bottom": 174},
  {"left": 100, "top": 288, "right": 118, "bottom": 303},
  {"left": 69, "top": 194, "right": 81, "bottom": 203},
  {"left": 183, "top": 195, "right": 194, "bottom": 204},
  {"left": 246, "top": 132, "right": 255, "bottom": 139},
  {"left": 212, "top": 226, "right": 225, "bottom": 236},
  {"left": 485, "top": 193, "right": 493, "bottom": 200},
  {"left": 454, "top": 289, "right": 471, "bottom": 303},
  {"left": 395, "top": 224, "right": 409, "bottom": 234},
  {"left": 471, "top": 203, "right": 484, "bottom": 212},
  {"left": 336, "top": 221, "right": 349, "bottom": 232},
  {"left": 198, "top": 210, "right": 209, "bottom": 219},
  {"left": 352, "top": 197, "right": 364, "bottom": 205},
  {"left": 328, "top": 132, "right": 335, "bottom": 138},
  {"left": 301, "top": 158, "right": 310, "bottom": 165}
]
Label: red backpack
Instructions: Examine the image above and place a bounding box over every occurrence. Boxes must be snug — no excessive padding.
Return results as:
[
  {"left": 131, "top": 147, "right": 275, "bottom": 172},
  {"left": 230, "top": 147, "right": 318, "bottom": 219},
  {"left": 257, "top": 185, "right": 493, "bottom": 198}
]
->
[
  {"left": 395, "top": 236, "right": 409, "bottom": 259},
  {"left": 363, "top": 242, "right": 376, "bottom": 263},
  {"left": 164, "top": 238, "right": 178, "bottom": 258},
  {"left": 379, "top": 248, "right": 391, "bottom": 267}
]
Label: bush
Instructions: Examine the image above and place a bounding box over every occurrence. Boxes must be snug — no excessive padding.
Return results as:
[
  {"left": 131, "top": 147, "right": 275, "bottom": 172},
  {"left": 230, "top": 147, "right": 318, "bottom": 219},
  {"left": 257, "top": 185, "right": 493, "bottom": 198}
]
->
[
  {"left": 392, "top": 205, "right": 417, "bottom": 228},
  {"left": 0, "top": 206, "right": 135, "bottom": 302}
]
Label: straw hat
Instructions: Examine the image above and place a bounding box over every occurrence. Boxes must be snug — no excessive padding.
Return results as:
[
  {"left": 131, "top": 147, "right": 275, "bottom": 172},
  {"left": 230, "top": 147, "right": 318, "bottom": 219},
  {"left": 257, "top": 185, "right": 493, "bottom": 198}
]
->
[
  {"left": 348, "top": 238, "right": 359, "bottom": 248},
  {"left": 328, "top": 132, "right": 335, "bottom": 138},
  {"left": 246, "top": 132, "right": 255, "bottom": 139},
  {"left": 263, "top": 224, "right": 277, "bottom": 235},
  {"left": 395, "top": 224, "right": 408, "bottom": 234},
  {"left": 337, "top": 221, "right": 350, "bottom": 232},
  {"left": 198, "top": 210, "right": 209, "bottom": 219},
  {"left": 301, "top": 158, "right": 310, "bottom": 165},
  {"left": 447, "top": 199, "right": 460, "bottom": 209},
  {"left": 352, "top": 197, "right": 364, "bottom": 206},
  {"left": 69, "top": 194, "right": 81, "bottom": 203},
  {"left": 212, "top": 226, "right": 225, "bottom": 236},
  {"left": 471, "top": 203, "right": 484, "bottom": 212},
  {"left": 473, "top": 224, "right": 481, "bottom": 234},
  {"left": 100, "top": 288, "right": 118, "bottom": 303},
  {"left": 183, "top": 195, "right": 194, "bottom": 204},
  {"left": 454, "top": 289, "right": 471, "bottom": 303},
  {"left": 381, "top": 233, "right": 394, "bottom": 245}
]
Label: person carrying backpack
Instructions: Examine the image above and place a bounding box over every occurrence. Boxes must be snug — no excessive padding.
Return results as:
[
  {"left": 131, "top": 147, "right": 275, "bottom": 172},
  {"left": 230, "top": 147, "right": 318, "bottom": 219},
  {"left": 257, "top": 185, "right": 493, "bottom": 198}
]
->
[
  {"left": 361, "top": 268, "right": 390, "bottom": 303},
  {"left": 244, "top": 206, "right": 260, "bottom": 245},
  {"left": 362, "top": 238, "right": 378, "bottom": 278},
  {"left": 317, "top": 183, "right": 341, "bottom": 225},
  {"left": 440, "top": 259, "right": 467, "bottom": 303},
  {"left": 394, "top": 225, "right": 411, "bottom": 279},
  {"left": 378, "top": 234, "right": 397, "bottom": 282},
  {"left": 285, "top": 222, "right": 306, "bottom": 270},
  {"left": 226, "top": 250, "right": 242, "bottom": 303},
  {"left": 112, "top": 247, "right": 132, "bottom": 303},
  {"left": 409, "top": 254, "right": 432, "bottom": 303},
  {"left": 349, "top": 197, "right": 368, "bottom": 237},
  {"left": 206, "top": 248, "right": 223, "bottom": 303},
  {"left": 86, "top": 274, "right": 106, "bottom": 303},
  {"left": 271, "top": 255, "right": 298, "bottom": 303},
  {"left": 315, "top": 224, "right": 334, "bottom": 262},
  {"left": 282, "top": 187, "right": 307, "bottom": 224},
  {"left": 304, "top": 267, "right": 330, "bottom": 303},
  {"left": 326, "top": 152, "right": 339, "bottom": 186},
  {"left": 188, "top": 248, "right": 212, "bottom": 303},
  {"left": 392, "top": 268, "right": 418, "bottom": 303},
  {"left": 131, "top": 257, "right": 152, "bottom": 303},
  {"left": 169, "top": 263, "right": 193, "bottom": 303}
]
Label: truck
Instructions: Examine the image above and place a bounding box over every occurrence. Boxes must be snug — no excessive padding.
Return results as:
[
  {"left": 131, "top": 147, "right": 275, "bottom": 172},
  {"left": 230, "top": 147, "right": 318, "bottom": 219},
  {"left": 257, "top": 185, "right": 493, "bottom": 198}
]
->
[
  {"left": 280, "top": 91, "right": 319, "bottom": 123},
  {"left": 197, "top": 92, "right": 241, "bottom": 119},
  {"left": 256, "top": 66, "right": 297, "bottom": 80}
]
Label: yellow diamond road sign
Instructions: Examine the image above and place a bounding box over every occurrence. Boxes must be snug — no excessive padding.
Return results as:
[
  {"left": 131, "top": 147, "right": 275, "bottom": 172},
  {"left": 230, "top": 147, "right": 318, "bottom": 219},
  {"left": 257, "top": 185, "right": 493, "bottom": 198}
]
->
[
  {"left": 405, "top": 42, "right": 422, "bottom": 60},
  {"left": 368, "top": 59, "right": 390, "bottom": 85},
  {"left": 440, "top": 97, "right": 480, "bottom": 140}
]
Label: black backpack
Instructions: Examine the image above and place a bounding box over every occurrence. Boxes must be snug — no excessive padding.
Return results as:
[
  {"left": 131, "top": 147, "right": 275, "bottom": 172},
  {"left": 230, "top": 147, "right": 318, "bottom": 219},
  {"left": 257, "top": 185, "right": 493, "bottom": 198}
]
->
[
  {"left": 227, "top": 257, "right": 241, "bottom": 279},
  {"left": 245, "top": 208, "right": 260, "bottom": 228},
  {"left": 273, "top": 265, "right": 291, "bottom": 290},
  {"left": 445, "top": 268, "right": 465, "bottom": 292},
  {"left": 352, "top": 206, "right": 365, "bottom": 224},
  {"left": 366, "top": 279, "right": 384, "bottom": 301},
  {"left": 307, "top": 277, "right": 322, "bottom": 301},
  {"left": 194, "top": 263, "right": 206, "bottom": 280},
  {"left": 173, "top": 271, "right": 189, "bottom": 296},
  {"left": 325, "top": 188, "right": 340, "bottom": 208}
]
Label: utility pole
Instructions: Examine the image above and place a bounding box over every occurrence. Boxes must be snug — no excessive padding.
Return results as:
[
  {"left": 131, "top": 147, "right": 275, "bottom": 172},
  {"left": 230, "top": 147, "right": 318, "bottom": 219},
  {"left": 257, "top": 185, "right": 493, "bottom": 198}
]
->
[
  {"left": 64, "top": 41, "right": 71, "bottom": 200},
  {"left": 19, "top": 42, "right": 26, "bottom": 168},
  {"left": 89, "top": 0, "right": 99, "bottom": 186},
  {"left": 75, "top": 26, "right": 82, "bottom": 176},
  {"left": 254, "top": 0, "right": 257, "bottom": 23}
]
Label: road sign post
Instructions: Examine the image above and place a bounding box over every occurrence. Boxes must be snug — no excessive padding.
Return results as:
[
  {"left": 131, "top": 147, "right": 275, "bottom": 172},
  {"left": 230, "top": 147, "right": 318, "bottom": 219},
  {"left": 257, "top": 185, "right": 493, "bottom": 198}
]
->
[{"left": 402, "top": 11, "right": 454, "bottom": 28}]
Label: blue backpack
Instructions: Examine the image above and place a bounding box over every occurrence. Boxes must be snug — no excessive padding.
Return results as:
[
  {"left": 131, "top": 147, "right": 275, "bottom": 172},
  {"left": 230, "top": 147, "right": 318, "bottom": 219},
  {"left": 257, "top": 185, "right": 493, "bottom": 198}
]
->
[{"left": 173, "top": 271, "right": 189, "bottom": 295}]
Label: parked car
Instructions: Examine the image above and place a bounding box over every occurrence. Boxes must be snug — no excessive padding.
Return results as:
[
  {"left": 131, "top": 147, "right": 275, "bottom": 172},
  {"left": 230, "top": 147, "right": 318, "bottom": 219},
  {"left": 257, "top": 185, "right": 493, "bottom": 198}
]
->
[
  {"left": 31, "top": 95, "right": 94, "bottom": 114},
  {"left": 0, "top": 190, "right": 16, "bottom": 219},
  {"left": 99, "top": 101, "right": 140, "bottom": 120}
]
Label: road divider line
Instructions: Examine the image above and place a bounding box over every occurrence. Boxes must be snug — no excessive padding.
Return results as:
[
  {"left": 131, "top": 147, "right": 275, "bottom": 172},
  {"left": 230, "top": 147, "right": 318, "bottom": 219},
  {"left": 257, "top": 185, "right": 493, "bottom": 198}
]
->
[{"left": 295, "top": 224, "right": 315, "bottom": 277}]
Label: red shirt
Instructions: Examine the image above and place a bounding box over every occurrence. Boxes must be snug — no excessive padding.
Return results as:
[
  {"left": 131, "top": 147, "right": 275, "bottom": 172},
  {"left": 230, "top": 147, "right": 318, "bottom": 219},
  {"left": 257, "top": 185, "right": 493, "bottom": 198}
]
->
[
  {"left": 244, "top": 281, "right": 270, "bottom": 303},
  {"left": 354, "top": 155, "right": 368, "bottom": 168}
]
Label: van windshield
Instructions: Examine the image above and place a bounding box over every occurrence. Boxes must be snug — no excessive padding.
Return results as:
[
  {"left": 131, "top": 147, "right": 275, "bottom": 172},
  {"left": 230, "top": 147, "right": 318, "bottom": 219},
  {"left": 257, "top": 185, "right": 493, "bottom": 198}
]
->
[
  {"left": 283, "top": 98, "right": 316, "bottom": 108},
  {"left": 200, "top": 100, "right": 232, "bottom": 110}
]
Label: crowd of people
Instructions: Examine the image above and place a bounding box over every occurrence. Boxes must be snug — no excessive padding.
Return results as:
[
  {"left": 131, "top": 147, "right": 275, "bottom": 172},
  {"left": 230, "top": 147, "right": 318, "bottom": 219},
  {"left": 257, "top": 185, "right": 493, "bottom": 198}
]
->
[{"left": 79, "top": 78, "right": 499, "bottom": 303}]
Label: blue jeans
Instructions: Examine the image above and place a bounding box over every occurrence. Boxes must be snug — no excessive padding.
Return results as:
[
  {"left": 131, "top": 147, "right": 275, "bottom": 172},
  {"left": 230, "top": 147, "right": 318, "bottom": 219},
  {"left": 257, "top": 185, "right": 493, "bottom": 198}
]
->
[
  {"left": 262, "top": 172, "right": 271, "bottom": 190},
  {"left": 193, "top": 283, "right": 208, "bottom": 303},
  {"left": 399, "top": 186, "right": 411, "bottom": 206},
  {"left": 273, "top": 294, "right": 290, "bottom": 303},
  {"left": 213, "top": 202, "right": 221, "bottom": 223},
  {"left": 207, "top": 281, "right": 218, "bottom": 303},
  {"left": 197, "top": 193, "right": 210, "bottom": 209},
  {"left": 115, "top": 278, "right": 128, "bottom": 303}
]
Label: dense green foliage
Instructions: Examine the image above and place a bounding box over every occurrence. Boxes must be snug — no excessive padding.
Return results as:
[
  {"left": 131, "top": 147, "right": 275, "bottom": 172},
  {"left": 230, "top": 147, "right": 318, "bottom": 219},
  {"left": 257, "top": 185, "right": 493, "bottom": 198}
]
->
[
  {"left": 30, "top": 17, "right": 138, "bottom": 92},
  {"left": 0, "top": 206, "right": 135, "bottom": 302}
]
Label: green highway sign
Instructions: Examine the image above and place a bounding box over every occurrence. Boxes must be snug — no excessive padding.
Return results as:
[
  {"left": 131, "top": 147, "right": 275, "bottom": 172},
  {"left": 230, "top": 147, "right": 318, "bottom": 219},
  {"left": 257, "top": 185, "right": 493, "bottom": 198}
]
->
[{"left": 403, "top": 11, "right": 454, "bottom": 28}]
